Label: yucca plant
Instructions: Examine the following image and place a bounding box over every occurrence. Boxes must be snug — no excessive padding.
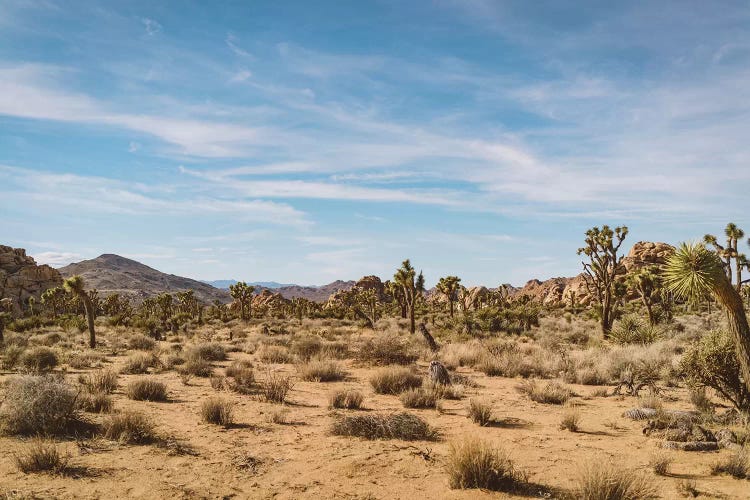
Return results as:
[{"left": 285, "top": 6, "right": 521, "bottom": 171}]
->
[{"left": 664, "top": 242, "right": 750, "bottom": 399}]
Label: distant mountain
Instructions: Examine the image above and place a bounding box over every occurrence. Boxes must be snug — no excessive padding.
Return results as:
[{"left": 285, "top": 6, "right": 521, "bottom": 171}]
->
[
  {"left": 204, "top": 280, "right": 296, "bottom": 290},
  {"left": 58, "top": 254, "right": 231, "bottom": 304},
  {"left": 272, "top": 280, "right": 356, "bottom": 302}
]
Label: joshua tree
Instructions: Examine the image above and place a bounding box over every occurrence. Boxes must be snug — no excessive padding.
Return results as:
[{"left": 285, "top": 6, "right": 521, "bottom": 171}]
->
[
  {"left": 63, "top": 275, "right": 96, "bottom": 348},
  {"left": 704, "top": 223, "right": 745, "bottom": 290},
  {"left": 436, "top": 275, "right": 461, "bottom": 318},
  {"left": 664, "top": 242, "right": 750, "bottom": 398},
  {"left": 0, "top": 297, "right": 13, "bottom": 343},
  {"left": 229, "top": 281, "right": 256, "bottom": 321},
  {"left": 578, "top": 225, "right": 628, "bottom": 337},
  {"left": 394, "top": 259, "right": 425, "bottom": 334},
  {"left": 41, "top": 287, "right": 66, "bottom": 319},
  {"left": 626, "top": 266, "right": 662, "bottom": 326}
]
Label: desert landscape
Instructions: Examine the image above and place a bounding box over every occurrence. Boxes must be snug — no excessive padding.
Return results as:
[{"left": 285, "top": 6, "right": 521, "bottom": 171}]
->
[{"left": 1, "top": 224, "right": 750, "bottom": 499}]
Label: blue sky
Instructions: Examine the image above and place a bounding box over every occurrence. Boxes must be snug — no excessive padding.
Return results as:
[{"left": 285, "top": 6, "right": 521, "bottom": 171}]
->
[{"left": 1, "top": 0, "right": 749, "bottom": 286}]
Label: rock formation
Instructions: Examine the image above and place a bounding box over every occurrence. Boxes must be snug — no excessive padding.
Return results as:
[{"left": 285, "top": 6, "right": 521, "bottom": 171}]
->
[{"left": 0, "top": 245, "right": 63, "bottom": 314}]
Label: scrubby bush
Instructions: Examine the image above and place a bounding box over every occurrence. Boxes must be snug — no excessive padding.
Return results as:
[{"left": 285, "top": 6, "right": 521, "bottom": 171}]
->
[
  {"left": 19, "top": 347, "right": 58, "bottom": 373},
  {"left": 225, "top": 359, "right": 253, "bottom": 377},
  {"left": 187, "top": 342, "right": 226, "bottom": 362},
  {"left": 2, "top": 344, "right": 26, "bottom": 369},
  {"left": 102, "top": 410, "right": 156, "bottom": 444},
  {"left": 179, "top": 357, "right": 214, "bottom": 378},
  {"left": 121, "top": 352, "right": 159, "bottom": 374},
  {"left": 200, "top": 397, "right": 234, "bottom": 427},
  {"left": 711, "top": 451, "right": 748, "bottom": 479},
  {"left": 79, "top": 369, "right": 118, "bottom": 394},
  {"left": 0, "top": 376, "right": 79, "bottom": 436},
  {"left": 370, "top": 366, "right": 422, "bottom": 395},
  {"left": 680, "top": 329, "right": 750, "bottom": 413},
  {"left": 468, "top": 398, "right": 493, "bottom": 426},
  {"left": 67, "top": 350, "right": 105, "bottom": 369},
  {"left": 649, "top": 453, "right": 672, "bottom": 476},
  {"left": 260, "top": 372, "right": 294, "bottom": 403},
  {"left": 358, "top": 335, "right": 418, "bottom": 365},
  {"left": 447, "top": 438, "right": 526, "bottom": 492},
  {"left": 331, "top": 412, "right": 438, "bottom": 441},
  {"left": 14, "top": 438, "right": 71, "bottom": 474},
  {"left": 559, "top": 407, "right": 581, "bottom": 432},
  {"left": 329, "top": 389, "right": 364, "bottom": 409},
  {"left": 126, "top": 378, "right": 168, "bottom": 401},
  {"left": 516, "top": 380, "right": 573, "bottom": 405},
  {"left": 290, "top": 336, "right": 322, "bottom": 361},
  {"left": 128, "top": 334, "right": 156, "bottom": 351},
  {"left": 298, "top": 359, "right": 346, "bottom": 382},
  {"left": 575, "top": 461, "right": 657, "bottom": 499},
  {"left": 227, "top": 365, "right": 255, "bottom": 394},
  {"left": 258, "top": 345, "right": 292, "bottom": 364},
  {"left": 77, "top": 391, "right": 114, "bottom": 413},
  {"left": 399, "top": 387, "right": 438, "bottom": 409}
]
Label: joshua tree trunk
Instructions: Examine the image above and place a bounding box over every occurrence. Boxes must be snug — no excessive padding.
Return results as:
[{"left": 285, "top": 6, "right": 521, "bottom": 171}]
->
[
  {"left": 449, "top": 300, "right": 454, "bottom": 318},
  {"left": 82, "top": 295, "right": 96, "bottom": 349},
  {"left": 409, "top": 304, "right": 415, "bottom": 335},
  {"left": 736, "top": 265, "right": 743, "bottom": 294},
  {"left": 642, "top": 297, "right": 655, "bottom": 326},
  {"left": 419, "top": 323, "right": 438, "bottom": 351},
  {"left": 600, "top": 295, "right": 614, "bottom": 337},
  {"left": 715, "top": 279, "right": 750, "bottom": 397}
]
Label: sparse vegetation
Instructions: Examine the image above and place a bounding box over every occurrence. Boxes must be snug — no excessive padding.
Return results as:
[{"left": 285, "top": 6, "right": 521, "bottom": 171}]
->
[
  {"left": 517, "top": 379, "right": 573, "bottom": 405},
  {"left": 260, "top": 372, "right": 294, "bottom": 403},
  {"left": 331, "top": 412, "right": 438, "bottom": 441},
  {"left": 298, "top": 359, "right": 346, "bottom": 382},
  {"left": 446, "top": 438, "right": 527, "bottom": 492},
  {"left": 0, "top": 375, "right": 80, "bottom": 436},
  {"left": 710, "top": 451, "right": 748, "bottom": 479},
  {"left": 467, "top": 398, "right": 493, "bottom": 426},
  {"left": 125, "top": 378, "right": 168, "bottom": 401},
  {"left": 102, "top": 410, "right": 157, "bottom": 444},
  {"left": 559, "top": 406, "right": 581, "bottom": 432},
  {"left": 329, "top": 389, "right": 364, "bottom": 409},
  {"left": 399, "top": 387, "right": 438, "bottom": 409},
  {"left": 200, "top": 397, "right": 234, "bottom": 427},
  {"left": 370, "top": 366, "right": 422, "bottom": 395},
  {"left": 14, "top": 439, "right": 71, "bottom": 474},
  {"left": 575, "top": 461, "right": 658, "bottom": 500}
]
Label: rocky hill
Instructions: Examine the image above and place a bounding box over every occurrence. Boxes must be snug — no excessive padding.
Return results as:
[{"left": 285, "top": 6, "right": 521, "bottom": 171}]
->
[
  {"left": 0, "top": 245, "right": 62, "bottom": 313},
  {"left": 58, "top": 254, "right": 231, "bottom": 304},
  {"left": 272, "top": 280, "right": 356, "bottom": 302}
]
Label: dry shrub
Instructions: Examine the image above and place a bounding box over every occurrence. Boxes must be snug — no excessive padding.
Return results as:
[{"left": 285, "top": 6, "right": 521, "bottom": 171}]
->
[
  {"left": 321, "top": 341, "right": 349, "bottom": 359},
  {"left": 163, "top": 354, "right": 185, "bottom": 370},
  {"left": 102, "top": 410, "right": 157, "bottom": 444},
  {"left": 426, "top": 380, "right": 463, "bottom": 400},
  {"left": 200, "top": 397, "right": 234, "bottom": 427},
  {"left": 649, "top": 452, "right": 672, "bottom": 476},
  {"left": 187, "top": 342, "right": 226, "bottom": 362},
  {"left": 710, "top": 451, "right": 748, "bottom": 479},
  {"left": 125, "top": 378, "right": 168, "bottom": 401},
  {"left": 329, "top": 389, "right": 364, "bottom": 409},
  {"left": 331, "top": 412, "right": 438, "bottom": 441},
  {"left": 0, "top": 375, "right": 80, "bottom": 436},
  {"left": 128, "top": 334, "right": 156, "bottom": 351},
  {"left": 358, "top": 335, "right": 418, "bottom": 365},
  {"left": 67, "top": 350, "right": 105, "bottom": 369},
  {"left": 260, "top": 372, "right": 294, "bottom": 403},
  {"left": 79, "top": 369, "right": 118, "bottom": 394},
  {"left": 688, "top": 387, "right": 713, "bottom": 413},
  {"left": 441, "top": 342, "right": 483, "bottom": 368},
  {"left": 210, "top": 376, "right": 227, "bottom": 390},
  {"left": 298, "top": 359, "right": 346, "bottom": 382},
  {"left": 468, "top": 398, "right": 493, "bottom": 426},
  {"left": 517, "top": 380, "right": 573, "bottom": 405},
  {"left": 225, "top": 359, "right": 253, "bottom": 378},
  {"left": 447, "top": 438, "right": 527, "bottom": 492},
  {"left": 559, "top": 406, "right": 581, "bottom": 432},
  {"left": 400, "top": 387, "right": 438, "bottom": 409},
  {"left": 258, "top": 345, "right": 293, "bottom": 364},
  {"left": 2, "top": 344, "right": 25, "bottom": 369},
  {"left": 77, "top": 391, "right": 114, "bottom": 413},
  {"left": 121, "top": 352, "right": 159, "bottom": 374},
  {"left": 370, "top": 366, "right": 422, "bottom": 395},
  {"left": 575, "top": 461, "right": 658, "bottom": 500},
  {"left": 266, "top": 408, "right": 289, "bottom": 424},
  {"left": 227, "top": 366, "right": 255, "bottom": 395},
  {"left": 290, "top": 336, "right": 322, "bottom": 361},
  {"left": 14, "top": 438, "right": 71, "bottom": 474},
  {"left": 19, "top": 347, "right": 58, "bottom": 373},
  {"left": 179, "top": 357, "right": 213, "bottom": 377}
]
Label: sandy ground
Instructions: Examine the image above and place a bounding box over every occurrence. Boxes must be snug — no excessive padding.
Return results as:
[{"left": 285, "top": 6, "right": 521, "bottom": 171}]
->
[{"left": 0, "top": 345, "right": 748, "bottom": 499}]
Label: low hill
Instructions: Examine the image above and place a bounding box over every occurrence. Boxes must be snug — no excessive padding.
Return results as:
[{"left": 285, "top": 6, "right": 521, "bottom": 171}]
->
[
  {"left": 271, "top": 280, "right": 356, "bottom": 302},
  {"left": 205, "top": 280, "right": 297, "bottom": 290},
  {"left": 58, "top": 254, "right": 231, "bottom": 304}
]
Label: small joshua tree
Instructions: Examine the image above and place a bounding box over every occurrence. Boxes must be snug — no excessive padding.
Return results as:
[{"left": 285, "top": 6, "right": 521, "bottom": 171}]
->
[
  {"left": 578, "top": 225, "right": 628, "bottom": 337},
  {"left": 704, "top": 223, "right": 746, "bottom": 291},
  {"left": 394, "top": 260, "right": 425, "bottom": 334},
  {"left": 229, "top": 281, "right": 255, "bottom": 321},
  {"left": 63, "top": 275, "right": 96, "bottom": 348},
  {"left": 437, "top": 276, "right": 461, "bottom": 318},
  {"left": 626, "top": 266, "right": 662, "bottom": 326}
]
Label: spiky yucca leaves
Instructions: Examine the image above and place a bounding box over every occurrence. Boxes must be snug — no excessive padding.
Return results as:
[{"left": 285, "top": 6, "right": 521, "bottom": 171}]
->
[
  {"left": 664, "top": 242, "right": 750, "bottom": 402},
  {"left": 63, "top": 275, "right": 96, "bottom": 348}
]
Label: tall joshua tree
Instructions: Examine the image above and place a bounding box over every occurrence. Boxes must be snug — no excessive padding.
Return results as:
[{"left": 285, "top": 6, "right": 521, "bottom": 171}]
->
[
  {"left": 578, "top": 225, "right": 628, "bottom": 337},
  {"left": 626, "top": 266, "right": 662, "bottom": 326},
  {"left": 704, "top": 223, "right": 745, "bottom": 290},
  {"left": 394, "top": 259, "right": 425, "bottom": 334},
  {"left": 229, "top": 281, "right": 255, "bottom": 321},
  {"left": 436, "top": 275, "right": 461, "bottom": 318},
  {"left": 664, "top": 242, "right": 750, "bottom": 397},
  {"left": 63, "top": 275, "right": 96, "bottom": 348}
]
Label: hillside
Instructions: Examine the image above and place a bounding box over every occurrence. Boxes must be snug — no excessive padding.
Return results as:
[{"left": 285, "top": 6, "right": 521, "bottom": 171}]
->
[{"left": 58, "top": 254, "right": 231, "bottom": 304}]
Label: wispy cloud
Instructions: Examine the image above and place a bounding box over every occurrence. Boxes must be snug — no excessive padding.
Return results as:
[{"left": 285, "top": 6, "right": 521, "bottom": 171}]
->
[{"left": 141, "top": 18, "right": 162, "bottom": 36}]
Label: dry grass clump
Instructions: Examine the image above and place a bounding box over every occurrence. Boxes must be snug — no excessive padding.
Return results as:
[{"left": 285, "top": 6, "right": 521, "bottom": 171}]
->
[
  {"left": 321, "top": 341, "right": 349, "bottom": 359},
  {"left": 329, "top": 389, "right": 364, "bottom": 409},
  {"left": 121, "top": 352, "right": 160, "bottom": 374},
  {"left": 200, "top": 397, "right": 234, "bottom": 427},
  {"left": 440, "top": 342, "right": 483, "bottom": 368},
  {"left": 125, "top": 378, "right": 168, "bottom": 401},
  {"left": 517, "top": 379, "right": 573, "bottom": 405},
  {"left": 710, "top": 451, "right": 748, "bottom": 479},
  {"left": 102, "top": 410, "right": 157, "bottom": 444},
  {"left": 227, "top": 366, "right": 255, "bottom": 395},
  {"left": 79, "top": 369, "right": 118, "bottom": 394},
  {"left": 369, "top": 366, "right": 422, "bottom": 395},
  {"left": 14, "top": 438, "right": 71, "bottom": 474},
  {"left": 19, "top": 346, "right": 58, "bottom": 373},
  {"left": 331, "top": 412, "right": 438, "bottom": 441},
  {"left": 649, "top": 452, "right": 672, "bottom": 476},
  {"left": 259, "top": 372, "right": 294, "bottom": 403},
  {"left": 298, "top": 359, "right": 346, "bottom": 382},
  {"left": 258, "top": 345, "right": 293, "bottom": 364},
  {"left": 560, "top": 406, "right": 581, "bottom": 432},
  {"left": 425, "top": 380, "right": 463, "bottom": 400},
  {"left": 188, "top": 342, "right": 226, "bottom": 362},
  {"left": 225, "top": 359, "right": 253, "bottom": 377},
  {"left": 266, "top": 408, "right": 290, "bottom": 424},
  {"left": 468, "top": 398, "right": 493, "bottom": 426},
  {"left": 67, "top": 350, "right": 105, "bottom": 369},
  {"left": 399, "top": 387, "right": 439, "bottom": 409},
  {"left": 0, "top": 375, "right": 80, "bottom": 436},
  {"left": 446, "top": 438, "right": 527, "bottom": 492},
  {"left": 575, "top": 461, "right": 658, "bottom": 499},
  {"left": 77, "top": 391, "right": 114, "bottom": 413},
  {"left": 128, "top": 334, "right": 156, "bottom": 351},
  {"left": 637, "top": 394, "right": 663, "bottom": 410},
  {"left": 290, "top": 336, "right": 322, "bottom": 361},
  {"left": 179, "top": 357, "right": 213, "bottom": 378},
  {"left": 358, "top": 334, "right": 418, "bottom": 365}
]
